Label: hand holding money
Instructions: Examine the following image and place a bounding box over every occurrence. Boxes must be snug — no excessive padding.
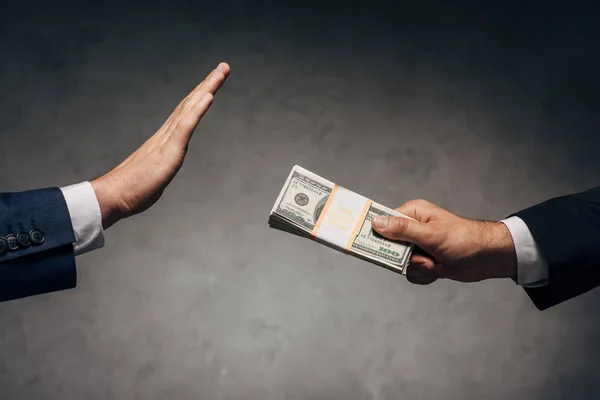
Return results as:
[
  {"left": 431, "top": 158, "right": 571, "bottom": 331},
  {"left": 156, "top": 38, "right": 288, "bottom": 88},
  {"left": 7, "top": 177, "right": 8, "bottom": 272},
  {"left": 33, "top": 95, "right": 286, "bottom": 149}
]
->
[
  {"left": 269, "top": 166, "right": 414, "bottom": 275},
  {"left": 370, "top": 199, "right": 518, "bottom": 284}
]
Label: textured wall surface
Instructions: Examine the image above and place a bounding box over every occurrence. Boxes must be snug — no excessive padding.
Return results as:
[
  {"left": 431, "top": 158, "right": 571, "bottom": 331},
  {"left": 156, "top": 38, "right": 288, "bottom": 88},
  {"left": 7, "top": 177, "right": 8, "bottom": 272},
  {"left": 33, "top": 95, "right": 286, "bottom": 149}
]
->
[{"left": 1, "top": 1, "right": 599, "bottom": 399}]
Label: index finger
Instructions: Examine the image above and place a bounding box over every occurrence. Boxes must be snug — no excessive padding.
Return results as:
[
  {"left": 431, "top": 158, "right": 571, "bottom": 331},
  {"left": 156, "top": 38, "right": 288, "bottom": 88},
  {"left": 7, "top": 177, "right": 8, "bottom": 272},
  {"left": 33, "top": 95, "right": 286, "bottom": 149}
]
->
[{"left": 395, "top": 199, "right": 438, "bottom": 223}]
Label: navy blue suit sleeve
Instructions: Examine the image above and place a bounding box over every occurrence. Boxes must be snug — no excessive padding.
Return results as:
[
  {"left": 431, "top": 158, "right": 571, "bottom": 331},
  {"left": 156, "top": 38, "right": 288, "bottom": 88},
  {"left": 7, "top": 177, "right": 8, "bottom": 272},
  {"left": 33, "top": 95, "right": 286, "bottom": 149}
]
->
[
  {"left": 0, "top": 187, "right": 76, "bottom": 302},
  {"left": 511, "top": 186, "right": 600, "bottom": 310}
]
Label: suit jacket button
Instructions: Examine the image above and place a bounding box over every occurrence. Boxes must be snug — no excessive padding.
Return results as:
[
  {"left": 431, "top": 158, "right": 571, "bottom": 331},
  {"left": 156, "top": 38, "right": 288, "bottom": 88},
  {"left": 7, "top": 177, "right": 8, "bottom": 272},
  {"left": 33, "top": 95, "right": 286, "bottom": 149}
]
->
[
  {"left": 0, "top": 237, "right": 7, "bottom": 255},
  {"left": 6, "top": 234, "right": 19, "bottom": 251},
  {"left": 17, "top": 232, "right": 31, "bottom": 248},
  {"left": 29, "top": 229, "right": 44, "bottom": 245}
]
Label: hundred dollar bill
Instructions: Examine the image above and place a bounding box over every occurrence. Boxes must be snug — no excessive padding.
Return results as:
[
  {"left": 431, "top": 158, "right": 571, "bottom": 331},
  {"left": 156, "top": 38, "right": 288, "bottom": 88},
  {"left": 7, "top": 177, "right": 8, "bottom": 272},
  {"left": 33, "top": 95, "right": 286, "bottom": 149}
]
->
[{"left": 269, "top": 165, "right": 414, "bottom": 275}]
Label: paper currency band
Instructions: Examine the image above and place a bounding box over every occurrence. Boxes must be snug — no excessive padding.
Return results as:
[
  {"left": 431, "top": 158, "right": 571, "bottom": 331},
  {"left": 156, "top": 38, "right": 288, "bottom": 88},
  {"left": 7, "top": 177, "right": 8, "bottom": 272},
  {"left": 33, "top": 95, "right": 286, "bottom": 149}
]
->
[
  {"left": 311, "top": 184, "right": 373, "bottom": 253},
  {"left": 344, "top": 200, "right": 373, "bottom": 254},
  {"left": 311, "top": 184, "right": 340, "bottom": 237}
]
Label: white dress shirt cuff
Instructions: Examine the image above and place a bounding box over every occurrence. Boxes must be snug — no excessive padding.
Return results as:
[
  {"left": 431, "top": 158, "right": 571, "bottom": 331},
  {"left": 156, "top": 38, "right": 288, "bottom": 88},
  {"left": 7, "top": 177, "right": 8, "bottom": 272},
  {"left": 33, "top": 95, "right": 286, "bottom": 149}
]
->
[
  {"left": 501, "top": 216, "right": 548, "bottom": 288},
  {"left": 60, "top": 182, "right": 105, "bottom": 256}
]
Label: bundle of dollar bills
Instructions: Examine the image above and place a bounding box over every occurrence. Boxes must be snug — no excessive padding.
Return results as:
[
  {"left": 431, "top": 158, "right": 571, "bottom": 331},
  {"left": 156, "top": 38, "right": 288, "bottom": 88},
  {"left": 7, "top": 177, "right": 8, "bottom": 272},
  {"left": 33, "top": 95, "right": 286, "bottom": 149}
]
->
[{"left": 269, "top": 165, "right": 414, "bottom": 275}]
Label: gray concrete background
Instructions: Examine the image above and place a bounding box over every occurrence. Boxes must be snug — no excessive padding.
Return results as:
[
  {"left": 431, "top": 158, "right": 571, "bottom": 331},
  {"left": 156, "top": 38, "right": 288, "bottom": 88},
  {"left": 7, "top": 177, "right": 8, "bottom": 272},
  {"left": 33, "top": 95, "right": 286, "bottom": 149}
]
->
[{"left": 1, "top": 1, "right": 599, "bottom": 399}]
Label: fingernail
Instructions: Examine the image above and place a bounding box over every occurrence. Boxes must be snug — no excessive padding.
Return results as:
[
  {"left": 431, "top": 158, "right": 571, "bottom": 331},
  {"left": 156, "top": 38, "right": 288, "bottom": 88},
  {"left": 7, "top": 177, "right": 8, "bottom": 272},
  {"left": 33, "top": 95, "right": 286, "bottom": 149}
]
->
[
  {"left": 372, "top": 216, "right": 389, "bottom": 229},
  {"left": 217, "top": 62, "right": 228, "bottom": 72},
  {"left": 419, "top": 262, "right": 434, "bottom": 274}
]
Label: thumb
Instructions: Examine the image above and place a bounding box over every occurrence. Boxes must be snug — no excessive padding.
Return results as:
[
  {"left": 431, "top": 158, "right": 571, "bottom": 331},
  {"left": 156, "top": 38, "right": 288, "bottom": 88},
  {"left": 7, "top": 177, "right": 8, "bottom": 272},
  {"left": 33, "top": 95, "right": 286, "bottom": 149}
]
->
[{"left": 371, "top": 215, "right": 431, "bottom": 246}]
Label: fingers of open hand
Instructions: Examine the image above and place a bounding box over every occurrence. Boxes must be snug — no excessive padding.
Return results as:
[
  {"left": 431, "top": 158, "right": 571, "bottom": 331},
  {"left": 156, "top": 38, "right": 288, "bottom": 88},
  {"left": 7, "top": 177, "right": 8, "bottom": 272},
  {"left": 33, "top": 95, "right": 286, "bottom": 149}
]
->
[
  {"left": 182, "top": 63, "right": 229, "bottom": 114},
  {"left": 159, "top": 62, "right": 230, "bottom": 137},
  {"left": 178, "top": 64, "right": 227, "bottom": 117},
  {"left": 196, "top": 62, "right": 230, "bottom": 96},
  {"left": 168, "top": 92, "right": 214, "bottom": 149}
]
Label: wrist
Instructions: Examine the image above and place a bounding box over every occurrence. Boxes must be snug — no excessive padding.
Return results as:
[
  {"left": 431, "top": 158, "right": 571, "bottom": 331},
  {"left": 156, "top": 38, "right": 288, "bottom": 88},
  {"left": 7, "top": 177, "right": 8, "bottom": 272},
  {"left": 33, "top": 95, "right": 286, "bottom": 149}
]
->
[
  {"left": 90, "top": 175, "right": 125, "bottom": 229},
  {"left": 475, "top": 221, "right": 518, "bottom": 280}
]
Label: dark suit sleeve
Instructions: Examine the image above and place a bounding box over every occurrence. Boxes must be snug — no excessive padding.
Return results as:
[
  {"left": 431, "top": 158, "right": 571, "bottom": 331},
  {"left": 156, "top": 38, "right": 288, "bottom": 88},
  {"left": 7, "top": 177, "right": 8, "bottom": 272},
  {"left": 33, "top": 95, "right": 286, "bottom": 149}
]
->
[
  {"left": 511, "top": 186, "right": 600, "bottom": 310},
  {"left": 0, "top": 187, "right": 76, "bottom": 302}
]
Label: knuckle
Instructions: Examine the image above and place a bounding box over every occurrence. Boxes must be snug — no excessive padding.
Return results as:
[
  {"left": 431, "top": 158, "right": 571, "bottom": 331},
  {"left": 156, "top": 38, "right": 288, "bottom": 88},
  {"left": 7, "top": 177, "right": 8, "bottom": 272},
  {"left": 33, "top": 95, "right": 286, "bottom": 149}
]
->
[
  {"left": 389, "top": 216, "right": 408, "bottom": 233},
  {"left": 421, "top": 237, "right": 434, "bottom": 249},
  {"left": 422, "top": 229, "right": 442, "bottom": 250},
  {"left": 412, "top": 198, "right": 432, "bottom": 208}
]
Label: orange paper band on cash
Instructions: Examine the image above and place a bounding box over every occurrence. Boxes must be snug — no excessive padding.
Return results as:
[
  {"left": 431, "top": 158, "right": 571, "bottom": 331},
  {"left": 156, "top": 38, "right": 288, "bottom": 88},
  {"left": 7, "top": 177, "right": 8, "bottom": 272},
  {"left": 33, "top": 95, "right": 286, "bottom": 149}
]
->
[
  {"left": 344, "top": 199, "right": 373, "bottom": 254},
  {"left": 311, "top": 184, "right": 339, "bottom": 238},
  {"left": 311, "top": 184, "right": 373, "bottom": 253}
]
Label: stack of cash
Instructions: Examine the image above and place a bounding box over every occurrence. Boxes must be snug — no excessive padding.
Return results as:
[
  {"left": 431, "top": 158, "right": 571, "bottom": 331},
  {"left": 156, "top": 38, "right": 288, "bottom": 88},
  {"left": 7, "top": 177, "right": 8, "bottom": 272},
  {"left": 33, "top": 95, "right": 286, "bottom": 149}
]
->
[{"left": 269, "top": 165, "right": 414, "bottom": 275}]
